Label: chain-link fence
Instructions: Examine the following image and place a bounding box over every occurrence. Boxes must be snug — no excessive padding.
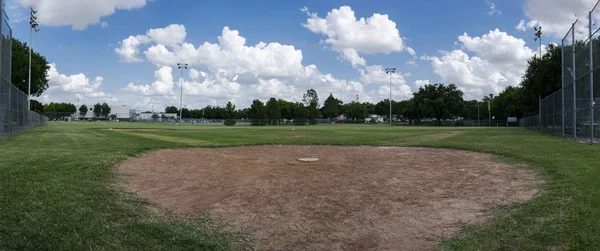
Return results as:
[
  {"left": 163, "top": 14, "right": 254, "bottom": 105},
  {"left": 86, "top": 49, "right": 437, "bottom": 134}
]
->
[
  {"left": 521, "top": 3, "right": 600, "bottom": 143},
  {"left": 0, "top": 9, "right": 46, "bottom": 137}
]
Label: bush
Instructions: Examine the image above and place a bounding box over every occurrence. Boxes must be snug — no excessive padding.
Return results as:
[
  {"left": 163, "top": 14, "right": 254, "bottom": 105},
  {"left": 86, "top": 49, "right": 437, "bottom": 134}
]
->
[
  {"left": 224, "top": 119, "right": 237, "bottom": 126},
  {"left": 309, "top": 119, "right": 318, "bottom": 125}
]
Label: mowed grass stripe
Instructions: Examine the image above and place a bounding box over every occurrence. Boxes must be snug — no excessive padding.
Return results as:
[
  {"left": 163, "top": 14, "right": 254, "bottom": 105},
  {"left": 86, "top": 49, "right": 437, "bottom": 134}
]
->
[{"left": 0, "top": 122, "right": 599, "bottom": 250}]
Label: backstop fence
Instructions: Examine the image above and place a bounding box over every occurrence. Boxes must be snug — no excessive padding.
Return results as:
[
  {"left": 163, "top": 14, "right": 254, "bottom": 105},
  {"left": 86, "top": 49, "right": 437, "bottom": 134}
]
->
[
  {"left": 520, "top": 2, "right": 600, "bottom": 143},
  {"left": 0, "top": 10, "right": 46, "bottom": 137}
]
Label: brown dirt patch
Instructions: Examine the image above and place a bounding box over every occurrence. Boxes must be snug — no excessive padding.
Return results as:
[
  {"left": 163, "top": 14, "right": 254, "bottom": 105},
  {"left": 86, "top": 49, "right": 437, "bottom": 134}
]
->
[{"left": 118, "top": 145, "right": 541, "bottom": 251}]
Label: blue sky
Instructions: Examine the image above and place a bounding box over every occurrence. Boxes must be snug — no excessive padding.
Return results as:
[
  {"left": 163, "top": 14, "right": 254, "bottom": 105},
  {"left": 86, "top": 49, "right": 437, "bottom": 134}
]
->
[{"left": 4, "top": 0, "right": 594, "bottom": 109}]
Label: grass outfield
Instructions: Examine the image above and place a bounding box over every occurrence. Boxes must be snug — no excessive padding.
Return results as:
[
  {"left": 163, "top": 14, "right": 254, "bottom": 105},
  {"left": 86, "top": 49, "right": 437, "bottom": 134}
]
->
[{"left": 0, "top": 122, "right": 598, "bottom": 250}]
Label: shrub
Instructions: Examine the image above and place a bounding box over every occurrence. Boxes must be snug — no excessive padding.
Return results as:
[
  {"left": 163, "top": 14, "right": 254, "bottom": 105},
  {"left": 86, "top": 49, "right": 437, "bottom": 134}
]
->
[{"left": 224, "top": 119, "right": 237, "bottom": 126}]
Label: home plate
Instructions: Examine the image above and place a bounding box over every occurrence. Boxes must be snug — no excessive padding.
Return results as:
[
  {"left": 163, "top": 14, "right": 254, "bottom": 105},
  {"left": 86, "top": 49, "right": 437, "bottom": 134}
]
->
[{"left": 297, "top": 157, "right": 319, "bottom": 162}]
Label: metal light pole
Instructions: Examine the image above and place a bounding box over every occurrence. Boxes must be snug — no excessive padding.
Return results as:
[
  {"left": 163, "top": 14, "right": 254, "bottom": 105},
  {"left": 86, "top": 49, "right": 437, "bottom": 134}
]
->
[
  {"left": 488, "top": 94, "right": 493, "bottom": 127},
  {"left": 534, "top": 26, "right": 542, "bottom": 130},
  {"left": 385, "top": 67, "right": 396, "bottom": 126},
  {"left": 28, "top": 8, "right": 39, "bottom": 111},
  {"left": 177, "top": 63, "right": 188, "bottom": 124},
  {"left": 477, "top": 101, "right": 480, "bottom": 127}
]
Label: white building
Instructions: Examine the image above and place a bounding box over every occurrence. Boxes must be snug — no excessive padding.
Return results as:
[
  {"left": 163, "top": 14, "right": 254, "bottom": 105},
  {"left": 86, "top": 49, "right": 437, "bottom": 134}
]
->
[{"left": 109, "top": 105, "right": 132, "bottom": 120}]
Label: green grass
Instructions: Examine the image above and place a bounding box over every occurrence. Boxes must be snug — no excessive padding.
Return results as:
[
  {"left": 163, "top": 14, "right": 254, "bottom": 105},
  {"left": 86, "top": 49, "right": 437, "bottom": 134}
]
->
[{"left": 0, "top": 122, "right": 598, "bottom": 250}]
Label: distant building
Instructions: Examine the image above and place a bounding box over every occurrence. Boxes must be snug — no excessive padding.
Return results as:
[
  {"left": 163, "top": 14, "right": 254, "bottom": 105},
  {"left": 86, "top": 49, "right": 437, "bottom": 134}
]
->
[{"left": 367, "top": 114, "right": 386, "bottom": 123}]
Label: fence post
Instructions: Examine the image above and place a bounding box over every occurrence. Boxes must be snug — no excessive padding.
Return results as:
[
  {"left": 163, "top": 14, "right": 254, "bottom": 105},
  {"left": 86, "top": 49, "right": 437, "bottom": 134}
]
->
[
  {"left": 591, "top": 10, "right": 595, "bottom": 144},
  {"left": 572, "top": 22, "right": 577, "bottom": 140}
]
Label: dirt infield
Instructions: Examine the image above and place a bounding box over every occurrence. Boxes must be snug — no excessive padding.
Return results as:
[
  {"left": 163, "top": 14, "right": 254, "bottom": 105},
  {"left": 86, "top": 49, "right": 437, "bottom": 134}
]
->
[{"left": 118, "top": 146, "right": 541, "bottom": 251}]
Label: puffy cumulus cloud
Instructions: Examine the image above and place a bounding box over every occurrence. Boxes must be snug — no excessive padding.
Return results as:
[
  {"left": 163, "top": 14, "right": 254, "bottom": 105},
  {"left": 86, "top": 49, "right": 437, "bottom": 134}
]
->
[
  {"left": 422, "top": 29, "right": 535, "bottom": 100},
  {"left": 123, "top": 66, "right": 175, "bottom": 96},
  {"left": 40, "top": 63, "right": 117, "bottom": 104},
  {"left": 518, "top": 0, "right": 598, "bottom": 38},
  {"left": 141, "top": 27, "right": 304, "bottom": 79},
  {"left": 17, "top": 0, "right": 150, "bottom": 30},
  {"left": 302, "top": 6, "right": 409, "bottom": 66},
  {"left": 115, "top": 24, "right": 417, "bottom": 109},
  {"left": 458, "top": 29, "right": 534, "bottom": 66},
  {"left": 115, "top": 24, "right": 187, "bottom": 62},
  {"left": 115, "top": 35, "right": 150, "bottom": 63}
]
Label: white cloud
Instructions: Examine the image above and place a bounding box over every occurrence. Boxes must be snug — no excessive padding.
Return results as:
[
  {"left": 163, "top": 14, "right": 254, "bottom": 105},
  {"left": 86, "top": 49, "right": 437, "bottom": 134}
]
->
[
  {"left": 516, "top": 19, "right": 527, "bottom": 31},
  {"left": 141, "top": 26, "right": 304, "bottom": 79},
  {"left": 422, "top": 29, "right": 535, "bottom": 100},
  {"left": 302, "top": 6, "right": 410, "bottom": 66},
  {"left": 115, "top": 35, "right": 150, "bottom": 63},
  {"left": 146, "top": 24, "right": 187, "bottom": 46},
  {"left": 123, "top": 66, "right": 175, "bottom": 96},
  {"left": 100, "top": 21, "right": 108, "bottom": 28},
  {"left": 414, "top": 80, "right": 431, "bottom": 88},
  {"left": 405, "top": 60, "right": 417, "bottom": 66},
  {"left": 115, "top": 24, "right": 419, "bottom": 109},
  {"left": 41, "top": 63, "right": 117, "bottom": 104},
  {"left": 519, "top": 0, "right": 598, "bottom": 38},
  {"left": 486, "top": 1, "right": 501, "bottom": 15},
  {"left": 17, "top": 0, "right": 150, "bottom": 30},
  {"left": 115, "top": 24, "right": 187, "bottom": 63}
]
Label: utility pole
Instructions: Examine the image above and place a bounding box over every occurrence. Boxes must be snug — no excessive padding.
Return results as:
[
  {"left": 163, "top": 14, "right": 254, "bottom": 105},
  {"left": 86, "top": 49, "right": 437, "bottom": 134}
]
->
[
  {"left": 534, "top": 26, "right": 543, "bottom": 130},
  {"left": 177, "top": 63, "right": 188, "bottom": 125},
  {"left": 28, "top": 8, "right": 39, "bottom": 112},
  {"left": 385, "top": 68, "right": 396, "bottom": 126}
]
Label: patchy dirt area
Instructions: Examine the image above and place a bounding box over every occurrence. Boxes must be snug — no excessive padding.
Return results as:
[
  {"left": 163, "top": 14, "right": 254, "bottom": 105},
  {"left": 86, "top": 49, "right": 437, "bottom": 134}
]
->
[{"left": 118, "top": 145, "right": 541, "bottom": 251}]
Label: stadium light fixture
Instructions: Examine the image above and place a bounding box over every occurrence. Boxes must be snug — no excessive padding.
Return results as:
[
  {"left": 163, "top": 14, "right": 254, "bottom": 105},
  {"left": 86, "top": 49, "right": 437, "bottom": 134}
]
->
[
  {"left": 385, "top": 68, "right": 396, "bottom": 126},
  {"left": 534, "top": 26, "right": 542, "bottom": 128},
  {"left": 27, "top": 8, "right": 39, "bottom": 113}
]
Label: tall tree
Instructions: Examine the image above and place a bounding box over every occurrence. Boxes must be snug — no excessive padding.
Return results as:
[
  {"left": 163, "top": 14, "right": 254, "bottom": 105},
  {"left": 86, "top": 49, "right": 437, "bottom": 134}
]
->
[
  {"left": 413, "top": 83, "right": 465, "bottom": 125},
  {"left": 266, "top": 97, "right": 281, "bottom": 124},
  {"left": 165, "top": 106, "right": 178, "bottom": 113},
  {"left": 11, "top": 38, "right": 50, "bottom": 96},
  {"left": 101, "top": 103, "right": 111, "bottom": 117},
  {"left": 249, "top": 99, "right": 267, "bottom": 126},
  {"left": 224, "top": 101, "right": 237, "bottom": 126},
  {"left": 93, "top": 103, "right": 103, "bottom": 118},
  {"left": 303, "top": 89, "right": 320, "bottom": 123},
  {"left": 520, "top": 43, "right": 561, "bottom": 115},
  {"left": 322, "top": 93, "right": 342, "bottom": 123},
  {"left": 79, "top": 105, "right": 88, "bottom": 117}
]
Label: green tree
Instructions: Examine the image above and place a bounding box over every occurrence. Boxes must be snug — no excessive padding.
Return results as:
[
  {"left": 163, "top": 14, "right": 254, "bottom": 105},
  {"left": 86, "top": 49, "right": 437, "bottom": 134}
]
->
[
  {"left": 266, "top": 97, "right": 281, "bottom": 125},
  {"left": 374, "top": 99, "right": 388, "bottom": 116},
  {"left": 302, "top": 89, "right": 320, "bottom": 123},
  {"left": 101, "top": 103, "right": 111, "bottom": 117},
  {"left": 279, "top": 99, "right": 294, "bottom": 121},
  {"left": 520, "top": 43, "right": 561, "bottom": 115},
  {"left": 224, "top": 101, "right": 237, "bottom": 126},
  {"left": 165, "top": 106, "right": 178, "bottom": 113},
  {"left": 322, "top": 93, "right": 342, "bottom": 123},
  {"left": 249, "top": 99, "right": 267, "bottom": 126},
  {"left": 11, "top": 38, "right": 50, "bottom": 97},
  {"left": 93, "top": 103, "right": 102, "bottom": 118},
  {"left": 342, "top": 101, "right": 366, "bottom": 122},
  {"left": 30, "top": 99, "right": 43, "bottom": 112},
  {"left": 79, "top": 104, "right": 88, "bottom": 117},
  {"left": 412, "top": 83, "right": 465, "bottom": 125}
]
